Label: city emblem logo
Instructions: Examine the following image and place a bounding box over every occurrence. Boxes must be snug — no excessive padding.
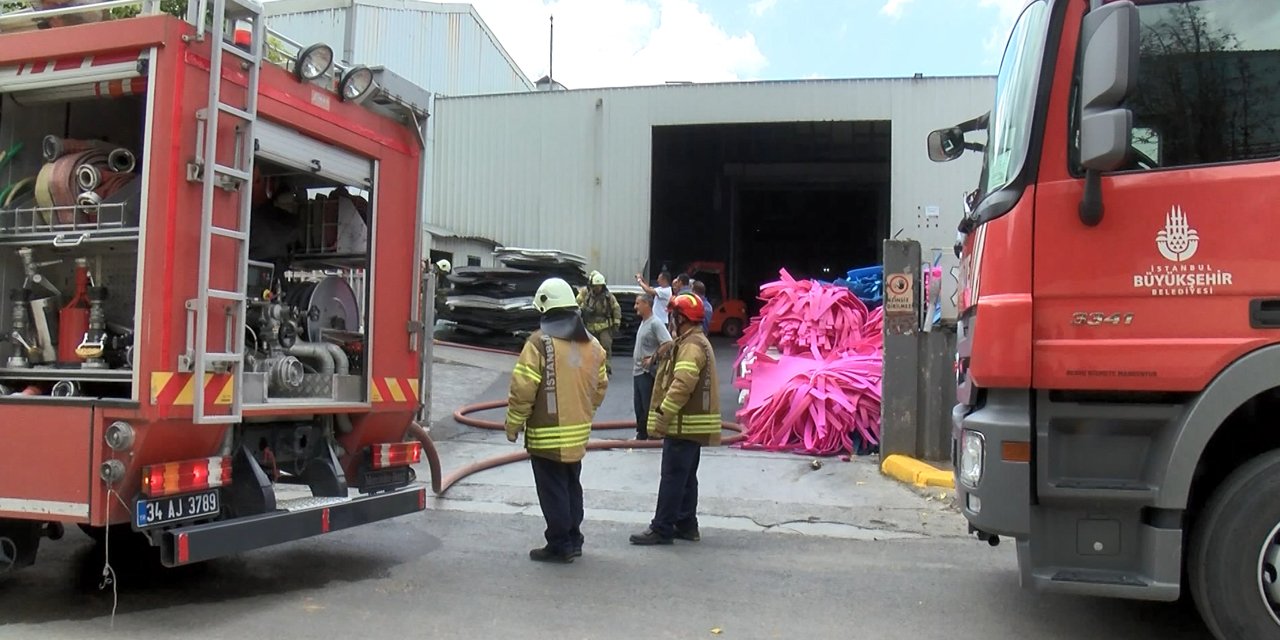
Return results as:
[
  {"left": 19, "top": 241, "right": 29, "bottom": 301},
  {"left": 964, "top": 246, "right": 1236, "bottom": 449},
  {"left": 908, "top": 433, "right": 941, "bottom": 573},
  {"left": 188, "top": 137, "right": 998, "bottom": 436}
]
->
[
  {"left": 1133, "top": 205, "right": 1231, "bottom": 297},
  {"left": 1156, "top": 205, "right": 1198, "bottom": 262}
]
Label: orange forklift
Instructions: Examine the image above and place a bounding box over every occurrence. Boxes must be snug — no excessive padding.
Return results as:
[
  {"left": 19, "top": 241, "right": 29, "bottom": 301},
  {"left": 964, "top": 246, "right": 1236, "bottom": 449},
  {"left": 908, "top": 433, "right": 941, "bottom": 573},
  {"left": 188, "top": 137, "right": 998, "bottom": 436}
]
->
[{"left": 685, "top": 261, "right": 747, "bottom": 339}]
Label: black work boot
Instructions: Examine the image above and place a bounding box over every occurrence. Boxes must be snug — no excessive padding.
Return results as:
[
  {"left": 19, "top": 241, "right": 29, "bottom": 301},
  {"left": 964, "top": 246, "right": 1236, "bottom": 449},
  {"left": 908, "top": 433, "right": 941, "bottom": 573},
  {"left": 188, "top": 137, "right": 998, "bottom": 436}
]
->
[
  {"left": 674, "top": 527, "right": 701, "bottom": 542},
  {"left": 529, "top": 546, "right": 574, "bottom": 563},
  {"left": 629, "top": 528, "right": 674, "bottom": 545}
]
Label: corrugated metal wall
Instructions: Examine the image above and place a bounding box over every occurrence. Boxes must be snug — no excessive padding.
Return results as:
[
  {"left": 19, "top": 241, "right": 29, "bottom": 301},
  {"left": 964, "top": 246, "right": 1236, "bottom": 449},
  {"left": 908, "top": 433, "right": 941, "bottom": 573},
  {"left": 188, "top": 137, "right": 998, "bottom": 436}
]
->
[
  {"left": 430, "top": 77, "right": 995, "bottom": 318},
  {"left": 265, "top": 0, "right": 532, "bottom": 96}
]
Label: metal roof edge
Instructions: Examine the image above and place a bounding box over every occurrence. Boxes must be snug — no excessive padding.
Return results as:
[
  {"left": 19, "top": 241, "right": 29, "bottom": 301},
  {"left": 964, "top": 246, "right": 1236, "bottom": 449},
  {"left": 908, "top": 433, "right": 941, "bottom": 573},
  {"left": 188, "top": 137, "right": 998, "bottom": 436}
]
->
[
  {"left": 350, "top": 0, "right": 532, "bottom": 91},
  {"left": 263, "top": 0, "right": 534, "bottom": 91},
  {"left": 425, "top": 223, "right": 501, "bottom": 245},
  {"left": 433, "top": 74, "right": 998, "bottom": 101},
  {"left": 459, "top": 3, "right": 535, "bottom": 91}
]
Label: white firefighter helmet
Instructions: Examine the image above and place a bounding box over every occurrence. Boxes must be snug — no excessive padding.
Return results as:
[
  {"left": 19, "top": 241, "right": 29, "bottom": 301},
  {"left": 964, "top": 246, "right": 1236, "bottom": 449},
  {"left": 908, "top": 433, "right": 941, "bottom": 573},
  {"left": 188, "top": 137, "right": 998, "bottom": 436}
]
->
[
  {"left": 590, "top": 271, "right": 606, "bottom": 286},
  {"left": 435, "top": 259, "right": 451, "bottom": 273},
  {"left": 533, "top": 277, "right": 577, "bottom": 313}
]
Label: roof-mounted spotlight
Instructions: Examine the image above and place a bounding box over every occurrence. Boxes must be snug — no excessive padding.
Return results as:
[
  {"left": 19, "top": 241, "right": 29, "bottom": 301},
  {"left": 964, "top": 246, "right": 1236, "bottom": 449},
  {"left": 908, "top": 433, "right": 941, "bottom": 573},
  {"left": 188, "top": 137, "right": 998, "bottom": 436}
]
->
[
  {"left": 294, "top": 43, "right": 334, "bottom": 82},
  {"left": 339, "top": 65, "right": 377, "bottom": 104}
]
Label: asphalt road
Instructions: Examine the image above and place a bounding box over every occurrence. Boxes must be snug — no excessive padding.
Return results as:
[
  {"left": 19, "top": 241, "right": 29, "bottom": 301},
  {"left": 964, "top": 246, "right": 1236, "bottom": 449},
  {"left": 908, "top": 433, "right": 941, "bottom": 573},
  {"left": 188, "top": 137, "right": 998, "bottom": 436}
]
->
[{"left": 1, "top": 509, "right": 1211, "bottom": 640}]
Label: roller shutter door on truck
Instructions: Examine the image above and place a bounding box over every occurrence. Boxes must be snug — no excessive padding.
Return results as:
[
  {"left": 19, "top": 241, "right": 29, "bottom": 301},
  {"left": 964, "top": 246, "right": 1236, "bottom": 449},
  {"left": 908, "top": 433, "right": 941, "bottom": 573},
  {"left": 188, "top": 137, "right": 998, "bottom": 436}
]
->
[{"left": 254, "top": 119, "right": 372, "bottom": 187}]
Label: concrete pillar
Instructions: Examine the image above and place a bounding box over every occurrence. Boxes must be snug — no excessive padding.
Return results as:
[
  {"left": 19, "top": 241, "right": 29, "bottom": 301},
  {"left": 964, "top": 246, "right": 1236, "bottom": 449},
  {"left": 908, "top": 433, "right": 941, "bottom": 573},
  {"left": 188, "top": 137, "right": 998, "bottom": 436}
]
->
[
  {"left": 881, "top": 240, "right": 921, "bottom": 458},
  {"left": 881, "top": 239, "right": 957, "bottom": 462},
  {"left": 919, "top": 323, "right": 956, "bottom": 461}
]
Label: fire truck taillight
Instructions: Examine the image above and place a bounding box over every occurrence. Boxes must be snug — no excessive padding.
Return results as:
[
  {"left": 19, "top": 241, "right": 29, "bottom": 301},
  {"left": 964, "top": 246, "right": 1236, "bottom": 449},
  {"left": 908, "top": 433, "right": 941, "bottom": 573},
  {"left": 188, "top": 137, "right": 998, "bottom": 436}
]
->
[
  {"left": 368, "top": 442, "right": 422, "bottom": 470},
  {"left": 140, "top": 456, "right": 233, "bottom": 498}
]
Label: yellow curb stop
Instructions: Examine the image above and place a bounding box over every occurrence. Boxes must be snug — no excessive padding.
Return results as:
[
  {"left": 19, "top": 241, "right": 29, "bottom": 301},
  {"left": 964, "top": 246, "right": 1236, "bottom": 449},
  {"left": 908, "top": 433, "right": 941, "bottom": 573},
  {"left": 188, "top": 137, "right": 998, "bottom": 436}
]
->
[{"left": 881, "top": 454, "right": 954, "bottom": 488}]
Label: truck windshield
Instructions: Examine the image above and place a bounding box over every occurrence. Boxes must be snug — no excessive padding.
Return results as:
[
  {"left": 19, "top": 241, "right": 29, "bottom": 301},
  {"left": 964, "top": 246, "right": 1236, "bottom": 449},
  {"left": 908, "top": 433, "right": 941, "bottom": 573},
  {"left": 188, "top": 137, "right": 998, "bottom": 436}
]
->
[{"left": 981, "top": 0, "right": 1050, "bottom": 199}]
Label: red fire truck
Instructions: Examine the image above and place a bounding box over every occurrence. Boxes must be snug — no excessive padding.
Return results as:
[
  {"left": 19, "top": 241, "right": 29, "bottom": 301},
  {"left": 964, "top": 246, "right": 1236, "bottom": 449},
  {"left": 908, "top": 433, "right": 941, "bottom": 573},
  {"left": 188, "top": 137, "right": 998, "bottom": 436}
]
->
[
  {"left": 933, "top": 0, "right": 1280, "bottom": 637},
  {"left": 0, "top": 0, "right": 433, "bottom": 573}
]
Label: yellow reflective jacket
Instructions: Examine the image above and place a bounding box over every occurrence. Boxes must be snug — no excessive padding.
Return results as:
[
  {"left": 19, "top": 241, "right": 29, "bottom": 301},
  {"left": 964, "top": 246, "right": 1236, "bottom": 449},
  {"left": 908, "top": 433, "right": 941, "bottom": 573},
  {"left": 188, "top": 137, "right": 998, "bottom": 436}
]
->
[
  {"left": 648, "top": 326, "right": 721, "bottom": 445},
  {"left": 505, "top": 329, "right": 609, "bottom": 463}
]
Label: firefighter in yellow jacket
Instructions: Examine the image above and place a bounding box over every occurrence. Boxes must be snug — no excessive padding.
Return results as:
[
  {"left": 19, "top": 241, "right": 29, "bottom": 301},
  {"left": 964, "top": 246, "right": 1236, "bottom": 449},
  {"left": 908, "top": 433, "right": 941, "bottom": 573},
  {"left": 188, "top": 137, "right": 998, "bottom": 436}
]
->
[
  {"left": 577, "top": 270, "right": 622, "bottom": 376},
  {"left": 506, "top": 277, "right": 609, "bottom": 563},
  {"left": 630, "top": 293, "right": 720, "bottom": 546}
]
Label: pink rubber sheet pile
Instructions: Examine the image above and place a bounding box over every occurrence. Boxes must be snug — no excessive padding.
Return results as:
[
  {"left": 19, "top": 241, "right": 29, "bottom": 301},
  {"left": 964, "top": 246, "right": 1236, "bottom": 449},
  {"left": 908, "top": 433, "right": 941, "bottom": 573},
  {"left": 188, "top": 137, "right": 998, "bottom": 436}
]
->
[{"left": 733, "top": 269, "right": 884, "bottom": 457}]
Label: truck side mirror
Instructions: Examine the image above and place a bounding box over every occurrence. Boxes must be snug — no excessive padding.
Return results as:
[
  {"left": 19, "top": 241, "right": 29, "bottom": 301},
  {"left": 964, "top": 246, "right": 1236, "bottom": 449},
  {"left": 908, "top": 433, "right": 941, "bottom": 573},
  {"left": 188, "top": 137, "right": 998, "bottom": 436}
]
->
[
  {"left": 1077, "top": 0, "right": 1139, "bottom": 225},
  {"left": 927, "top": 127, "right": 965, "bottom": 163}
]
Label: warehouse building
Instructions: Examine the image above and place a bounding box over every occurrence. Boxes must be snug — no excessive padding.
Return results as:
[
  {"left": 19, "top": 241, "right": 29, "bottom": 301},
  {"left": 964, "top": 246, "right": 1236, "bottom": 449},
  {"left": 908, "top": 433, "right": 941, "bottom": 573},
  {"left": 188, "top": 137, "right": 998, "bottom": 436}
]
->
[{"left": 427, "top": 77, "right": 993, "bottom": 318}]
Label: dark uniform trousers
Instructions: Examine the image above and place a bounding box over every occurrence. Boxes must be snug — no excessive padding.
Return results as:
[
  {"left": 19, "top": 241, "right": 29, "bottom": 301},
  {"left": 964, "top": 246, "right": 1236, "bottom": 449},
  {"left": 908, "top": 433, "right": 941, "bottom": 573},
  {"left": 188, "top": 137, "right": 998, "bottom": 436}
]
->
[
  {"left": 530, "top": 455, "right": 585, "bottom": 554},
  {"left": 632, "top": 371, "right": 655, "bottom": 440},
  {"left": 651, "top": 437, "right": 701, "bottom": 538}
]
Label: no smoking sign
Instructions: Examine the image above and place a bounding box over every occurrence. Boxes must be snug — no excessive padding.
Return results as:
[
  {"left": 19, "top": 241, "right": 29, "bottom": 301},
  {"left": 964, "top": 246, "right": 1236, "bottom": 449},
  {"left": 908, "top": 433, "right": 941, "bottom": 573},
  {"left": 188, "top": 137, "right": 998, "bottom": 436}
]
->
[{"left": 884, "top": 272, "right": 914, "bottom": 315}]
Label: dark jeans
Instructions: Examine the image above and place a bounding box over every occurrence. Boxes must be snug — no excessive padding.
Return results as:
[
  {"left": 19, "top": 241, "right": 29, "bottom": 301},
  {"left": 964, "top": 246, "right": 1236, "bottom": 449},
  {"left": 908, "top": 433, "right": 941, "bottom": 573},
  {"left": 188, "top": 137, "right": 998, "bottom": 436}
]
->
[
  {"left": 632, "top": 371, "right": 655, "bottom": 439},
  {"left": 650, "top": 437, "right": 701, "bottom": 538},
  {"left": 530, "top": 456, "right": 584, "bottom": 554}
]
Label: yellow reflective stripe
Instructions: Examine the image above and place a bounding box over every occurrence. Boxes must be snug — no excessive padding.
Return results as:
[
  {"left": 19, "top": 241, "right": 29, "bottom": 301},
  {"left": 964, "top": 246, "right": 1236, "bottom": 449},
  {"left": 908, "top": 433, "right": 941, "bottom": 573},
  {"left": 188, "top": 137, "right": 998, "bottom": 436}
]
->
[
  {"left": 505, "top": 409, "right": 530, "bottom": 427},
  {"left": 679, "top": 422, "right": 721, "bottom": 434},
  {"left": 527, "top": 435, "right": 590, "bottom": 448},
  {"left": 513, "top": 364, "right": 542, "bottom": 383},
  {"left": 660, "top": 398, "right": 682, "bottom": 413},
  {"left": 526, "top": 423, "right": 591, "bottom": 448},
  {"left": 673, "top": 362, "right": 699, "bottom": 373},
  {"left": 528, "top": 423, "right": 591, "bottom": 436},
  {"left": 680, "top": 416, "right": 721, "bottom": 425}
]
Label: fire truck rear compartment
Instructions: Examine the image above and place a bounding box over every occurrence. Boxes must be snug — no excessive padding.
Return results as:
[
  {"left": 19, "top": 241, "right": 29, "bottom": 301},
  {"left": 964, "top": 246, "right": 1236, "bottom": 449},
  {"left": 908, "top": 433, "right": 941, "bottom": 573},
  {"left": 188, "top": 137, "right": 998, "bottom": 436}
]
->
[
  {"left": 0, "top": 91, "right": 145, "bottom": 401},
  {"left": 239, "top": 156, "right": 372, "bottom": 407}
]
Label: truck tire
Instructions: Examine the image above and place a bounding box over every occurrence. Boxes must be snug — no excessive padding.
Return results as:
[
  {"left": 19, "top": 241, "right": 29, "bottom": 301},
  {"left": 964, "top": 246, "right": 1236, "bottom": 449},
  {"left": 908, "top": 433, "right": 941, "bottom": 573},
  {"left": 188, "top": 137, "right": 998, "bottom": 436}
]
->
[{"left": 1188, "top": 449, "right": 1280, "bottom": 640}]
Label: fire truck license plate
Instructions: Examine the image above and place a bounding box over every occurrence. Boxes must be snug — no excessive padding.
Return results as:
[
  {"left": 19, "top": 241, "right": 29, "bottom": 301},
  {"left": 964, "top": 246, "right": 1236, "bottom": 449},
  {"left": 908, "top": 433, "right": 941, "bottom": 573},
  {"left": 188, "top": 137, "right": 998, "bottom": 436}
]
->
[{"left": 135, "top": 490, "right": 220, "bottom": 528}]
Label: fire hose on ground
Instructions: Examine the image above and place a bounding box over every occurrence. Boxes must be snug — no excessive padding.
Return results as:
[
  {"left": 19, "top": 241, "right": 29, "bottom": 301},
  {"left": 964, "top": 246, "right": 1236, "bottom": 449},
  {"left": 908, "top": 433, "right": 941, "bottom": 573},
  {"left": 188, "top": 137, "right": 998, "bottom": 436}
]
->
[{"left": 407, "top": 399, "right": 745, "bottom": 497}]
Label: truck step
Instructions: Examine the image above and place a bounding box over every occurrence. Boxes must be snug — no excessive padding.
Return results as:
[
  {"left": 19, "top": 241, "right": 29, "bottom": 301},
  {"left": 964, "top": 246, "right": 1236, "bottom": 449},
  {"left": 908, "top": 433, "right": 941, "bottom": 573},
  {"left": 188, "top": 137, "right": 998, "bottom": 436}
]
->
[
  {"left": 276, "top": 496, "right": 352, "bottom": 512},
  {"left": 212, "top": 164, "right": 250, "bottom": 182},
  {"left": 202, "top": 352, "right": 244, "bottom": 363},
  {"left": 1050, "top": 569, "right": 1149, "bottom": 587},
  {"left": 210, "top": 226, "right": 247, "bottom": 240},
  {"left": 1040, "top": 480, "right": 1156, "bottom": 503},
  {"left": 207, "top": 288, "right": 244, "bottom": 301},
  {"left": 216, "top": 102, "right": 256, "bottom": 122},
  {"left": 222, "top": 44, "right": 258, "bottom": 65}
]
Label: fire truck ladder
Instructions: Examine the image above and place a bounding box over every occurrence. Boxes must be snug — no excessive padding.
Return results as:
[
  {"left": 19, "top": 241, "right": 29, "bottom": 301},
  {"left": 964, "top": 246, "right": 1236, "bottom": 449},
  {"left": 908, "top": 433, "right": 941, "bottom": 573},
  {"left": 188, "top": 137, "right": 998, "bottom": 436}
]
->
[{"left": 183, "top": 0, "right": 266, "bottom": 424}]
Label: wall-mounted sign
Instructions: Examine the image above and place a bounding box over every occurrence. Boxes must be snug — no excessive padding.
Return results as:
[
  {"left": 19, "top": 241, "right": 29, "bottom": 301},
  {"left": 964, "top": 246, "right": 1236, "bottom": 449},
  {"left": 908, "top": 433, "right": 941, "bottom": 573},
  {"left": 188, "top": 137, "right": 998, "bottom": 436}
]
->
[
  {"left": 884, "top": 271, "right": 917, "bottom": 336},
  {"left": 885, "top": 273, "right": 913, "bottom": 313}
]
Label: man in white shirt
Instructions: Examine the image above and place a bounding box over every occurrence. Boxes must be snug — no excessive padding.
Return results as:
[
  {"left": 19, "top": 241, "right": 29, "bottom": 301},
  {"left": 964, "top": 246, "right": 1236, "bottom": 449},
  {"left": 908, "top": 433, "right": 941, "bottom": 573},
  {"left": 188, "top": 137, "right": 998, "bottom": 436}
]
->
[{"left": 634, "top": 270, "right": 674, "bottom": 325}]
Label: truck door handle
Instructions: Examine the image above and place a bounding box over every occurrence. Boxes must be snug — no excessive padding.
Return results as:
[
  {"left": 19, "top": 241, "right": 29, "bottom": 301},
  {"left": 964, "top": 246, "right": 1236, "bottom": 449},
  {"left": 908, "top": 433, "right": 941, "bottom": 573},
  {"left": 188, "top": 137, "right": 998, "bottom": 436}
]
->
[{"left": 1250, "top": 299, "right": 1280, "bottom": 328}]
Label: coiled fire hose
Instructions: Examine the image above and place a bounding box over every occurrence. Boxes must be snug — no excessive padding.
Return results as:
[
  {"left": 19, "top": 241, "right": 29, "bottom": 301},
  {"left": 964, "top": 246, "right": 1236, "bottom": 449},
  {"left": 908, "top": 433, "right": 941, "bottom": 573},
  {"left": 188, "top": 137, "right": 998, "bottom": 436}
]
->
[
  {"left": 22, "top": 137, "right": 137, "bottom": 223},
  {"left": 407, "top": 400, "right": 746, "bottom": 497}
]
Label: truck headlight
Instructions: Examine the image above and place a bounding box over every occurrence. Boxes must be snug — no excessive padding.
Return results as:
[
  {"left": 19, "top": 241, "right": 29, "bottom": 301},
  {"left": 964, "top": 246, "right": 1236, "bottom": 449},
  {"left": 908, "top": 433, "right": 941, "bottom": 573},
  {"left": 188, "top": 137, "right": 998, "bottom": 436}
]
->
[{"left": 959, "top": 429, "right": 985, "bottom": 488}]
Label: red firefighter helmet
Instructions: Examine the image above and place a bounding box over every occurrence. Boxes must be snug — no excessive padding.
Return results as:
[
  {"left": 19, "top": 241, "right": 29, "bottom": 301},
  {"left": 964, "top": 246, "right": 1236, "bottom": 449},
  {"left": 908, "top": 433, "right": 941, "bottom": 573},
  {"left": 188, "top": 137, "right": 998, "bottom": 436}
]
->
[{"left": 668, "top": 293, "right": 706, "bottom": 323}]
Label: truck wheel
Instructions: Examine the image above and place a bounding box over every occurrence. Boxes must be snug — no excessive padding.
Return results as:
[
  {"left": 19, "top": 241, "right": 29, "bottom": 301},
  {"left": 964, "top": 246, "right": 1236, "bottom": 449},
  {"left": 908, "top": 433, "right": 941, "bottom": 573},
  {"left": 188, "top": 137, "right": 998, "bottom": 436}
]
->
[
  {"left": 721, "top": 319, "right": 743, "bottom": 339},
  {"left": 1188, "top": 449, "right": 1280, "bottom": 640}
]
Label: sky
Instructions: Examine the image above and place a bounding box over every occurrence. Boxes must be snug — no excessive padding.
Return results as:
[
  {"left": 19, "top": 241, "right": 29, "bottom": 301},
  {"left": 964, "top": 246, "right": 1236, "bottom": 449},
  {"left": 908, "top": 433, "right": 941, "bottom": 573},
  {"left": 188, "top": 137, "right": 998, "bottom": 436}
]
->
[{"left": 463, "top": 0, "right": 1030, "bottom": 89}]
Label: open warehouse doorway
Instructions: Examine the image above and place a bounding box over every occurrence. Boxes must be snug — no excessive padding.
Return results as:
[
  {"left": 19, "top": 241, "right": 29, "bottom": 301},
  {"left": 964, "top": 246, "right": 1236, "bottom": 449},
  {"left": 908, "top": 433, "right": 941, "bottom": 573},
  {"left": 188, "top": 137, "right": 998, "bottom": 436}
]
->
[{"left": 649, "top": 120, "right": 891, "bottom": 320}]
